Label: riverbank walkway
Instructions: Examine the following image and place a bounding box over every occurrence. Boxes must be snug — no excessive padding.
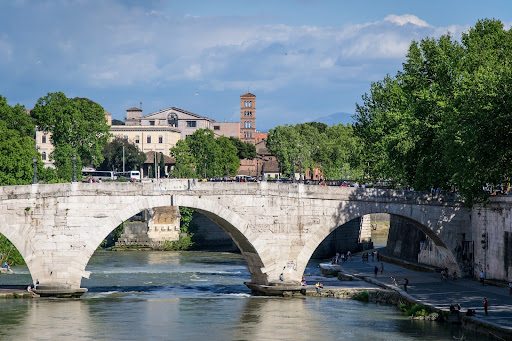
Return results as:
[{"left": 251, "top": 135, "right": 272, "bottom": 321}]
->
[{"left": 329, "top": 254, "right": 512, "bottom": 333}]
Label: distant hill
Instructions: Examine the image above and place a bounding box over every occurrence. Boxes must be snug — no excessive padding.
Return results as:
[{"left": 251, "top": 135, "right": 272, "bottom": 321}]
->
[{"left": 308, "top": 112, "right": 354, "bottom": 126}]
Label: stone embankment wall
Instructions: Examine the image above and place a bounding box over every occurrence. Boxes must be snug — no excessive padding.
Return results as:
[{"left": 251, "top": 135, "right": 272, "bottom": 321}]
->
[
  {"left": 473, "top": 197, "right": 512, "bottom": 281},
  {"left": 191, "top": 213, "right": 239, "bottom": 251},
  {"left": 386, "top": 215, "right": 426, "bottom": 261}
]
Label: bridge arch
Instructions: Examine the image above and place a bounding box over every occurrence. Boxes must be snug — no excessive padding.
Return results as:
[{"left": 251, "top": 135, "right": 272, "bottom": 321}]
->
[
  {"left": 296, "top": 203, "right": 462, "bottom": 281},
  {"left": 87, "top": 194, "right": 268, "bottom": 285}
]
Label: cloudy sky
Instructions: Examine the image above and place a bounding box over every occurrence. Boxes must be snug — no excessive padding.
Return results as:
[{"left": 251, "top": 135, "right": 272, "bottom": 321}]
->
[{"left": 1, "top": 1, "right": 511, "bottom": 131}]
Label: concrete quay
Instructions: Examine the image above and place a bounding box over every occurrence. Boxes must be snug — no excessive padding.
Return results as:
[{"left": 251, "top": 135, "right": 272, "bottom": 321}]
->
[
  {"left": 323, "top": 256, "right": 512, "bottom": 341},
  {"left": 0, "top": 285, "right": 39, "bottom": 298}
]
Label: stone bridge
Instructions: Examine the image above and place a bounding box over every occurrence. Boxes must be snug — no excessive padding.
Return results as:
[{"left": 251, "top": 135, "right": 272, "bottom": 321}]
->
[{"left": 0, "top": 180, "right": 471, "bottom": 295}]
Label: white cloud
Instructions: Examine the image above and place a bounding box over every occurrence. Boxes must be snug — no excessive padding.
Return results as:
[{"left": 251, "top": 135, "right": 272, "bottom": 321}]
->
[{"left": 384, "top": 14, "right": 431, "bottom": 28}]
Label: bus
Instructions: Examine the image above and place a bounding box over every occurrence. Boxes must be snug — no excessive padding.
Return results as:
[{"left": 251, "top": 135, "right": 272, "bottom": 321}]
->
[
  {"left": 81, "top": 170, "right": 116, "bottom": 181},
  {"left": 115, "top": 171, "right": 141, "bottom": 182}
]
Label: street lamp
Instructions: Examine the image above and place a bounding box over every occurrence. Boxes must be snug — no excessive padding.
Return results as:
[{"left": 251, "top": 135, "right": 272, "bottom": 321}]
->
[
  {"left": 32, "top": 156, "right": 37, "bottom": 184},
  {"left": 299, "top": 157, "right": 303, "bottom": 184},
  {"left": 72, "top": 155, "right": 77, "bottom": 182},
  {"left": 292, "top": 158, "right": 296, "bottom": 183}
]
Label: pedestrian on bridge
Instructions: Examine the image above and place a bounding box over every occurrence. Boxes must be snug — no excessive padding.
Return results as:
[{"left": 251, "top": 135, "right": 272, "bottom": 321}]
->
[
  {"left": 380, "top": 262, "right": 384, "bottom": 274},
  {"left": 374, "top": 266, "right": 378, "bottom": 278},
  {"left": 483, "top": 298, "right": 489, "bottom": 316},
  {"left": 403, "top": 277, "right": 409, "bottom": 292}
]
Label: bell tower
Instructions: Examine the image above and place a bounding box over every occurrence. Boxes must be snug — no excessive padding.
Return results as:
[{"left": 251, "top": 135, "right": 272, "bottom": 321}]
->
[{"left": 240, "top": 92, "right": 256, "bottom": 144}]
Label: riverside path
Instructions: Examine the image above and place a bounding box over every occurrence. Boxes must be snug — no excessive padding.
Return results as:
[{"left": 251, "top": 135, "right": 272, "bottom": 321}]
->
[{"left": 335, "top": 254, "right": 512, "bottom": 337}]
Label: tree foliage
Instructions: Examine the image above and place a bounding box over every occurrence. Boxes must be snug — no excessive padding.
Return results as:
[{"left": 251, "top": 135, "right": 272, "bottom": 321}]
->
[
  {"left": 31, "top": 92, "right": 111, "bottom": 181},
  {"left": 228, "top": 136, "right": 257, "bottom": 159},
  {"left": 98, "top": 136, "right": 146, "bottom": 172},
  {"left": 170, "top": 129, "right": 240, "bottom": 178},
  {"left": 266, "top": 122, "right": 362, "bottom": 179},
  {"left": 353, "top": 19, "right": 512, "bottom": 205},
  {"left": 0, "top": 96, "right": 41, "bottom": 185}
]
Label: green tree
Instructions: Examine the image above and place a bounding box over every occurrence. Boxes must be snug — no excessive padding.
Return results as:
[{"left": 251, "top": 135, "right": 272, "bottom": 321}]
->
[
  {"left": 159, "top": 152, "right": 166, "bottom": 177},
  {"left": 216, "top": 136, "right": 240, "bottom": 176},
  {"left": 266, "top": 122, "right": 362, "bottom": 179},
  {"left": 170, "top": 129, "right": 240, "bottom": 178},
  {"left": 170, "top": 140, "right": 197, "bottom": 178},
  {"left": 353, "top": 18, "right": 512, "bottom": 204},
  {"left": 0, "top": 96, "right": 42, "bottom": 186},
  {"left": 98, "top": 137, "right": 146, "bottom": 172},
  {"left": 31, "top": 92, "right": 111, "bottom": 180},
  {"left": 228, "top": 137, "right": 257, "bottom": 159},
  {"left": 0, "top": 235, "right": 24, "bottom": 266}
]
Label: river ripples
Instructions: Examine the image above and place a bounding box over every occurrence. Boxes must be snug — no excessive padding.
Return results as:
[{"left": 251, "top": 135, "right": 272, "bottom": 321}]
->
[{"left": 0, "top": 250, "right": 488, "bottom": 340}]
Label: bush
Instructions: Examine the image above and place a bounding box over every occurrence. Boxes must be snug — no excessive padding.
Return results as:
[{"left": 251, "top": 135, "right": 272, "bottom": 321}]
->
[
  {"left": 405, "top": 304, "right": 431, "bottom": 317},
  {"left": 162, "top": 234, "right": 194, "bottom": 251},
  {"left": 353, "top": 291, "right": 370, "bottom": 302}
]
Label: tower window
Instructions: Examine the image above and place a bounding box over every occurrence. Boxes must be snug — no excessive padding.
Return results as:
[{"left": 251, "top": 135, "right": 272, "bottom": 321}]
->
[
  {"left": 244, "top": 121, "right": 252, "bottom": 128},
  {"left": 186, "top": 121, "right": 197, "bottom": 127}
]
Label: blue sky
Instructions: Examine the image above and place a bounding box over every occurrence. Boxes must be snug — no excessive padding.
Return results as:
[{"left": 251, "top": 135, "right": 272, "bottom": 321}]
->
[{"left": 1, "top": 1, "right": 511, "bottom": 131}]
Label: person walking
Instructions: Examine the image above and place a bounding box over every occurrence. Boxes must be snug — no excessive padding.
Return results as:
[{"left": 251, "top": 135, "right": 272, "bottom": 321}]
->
[
  {"left": 479, "top": 271, "right": 485, "bottom": 286},
  {"left": 483, "top": 298, "right": 489, "bottom": 316},
  {"left": 374, "top": 266, "right": 378, "bottom": 278},
  {"left": 403, "top": 277, "right": 409, "bottom": 292},
  {"left": 380, "top": 262, "right": 384, "bottom": 274}
]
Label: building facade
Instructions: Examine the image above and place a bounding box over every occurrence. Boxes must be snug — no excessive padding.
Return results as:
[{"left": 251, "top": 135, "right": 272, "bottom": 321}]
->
[
  {"left": 109, "top": 125, "right": 181, "bottom": 157},
  {"left": 240, "top": 93, "right": 256, "bottom": 144}
]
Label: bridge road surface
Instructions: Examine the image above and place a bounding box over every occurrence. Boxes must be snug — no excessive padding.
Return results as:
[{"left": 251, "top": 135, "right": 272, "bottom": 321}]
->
[{"left": 337, "top": 257, "right": 512, "bottom": 331}]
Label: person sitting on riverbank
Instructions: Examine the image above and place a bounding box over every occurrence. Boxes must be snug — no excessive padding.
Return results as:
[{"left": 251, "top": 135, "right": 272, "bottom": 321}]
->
[
  {"left": 2, "top": 262, "right": 10, "bottom": 271},
  {"left": 34, "top": 280, "right": 39, "bottom": 289},
  {"left": 301, "top": 277, "right": 307, "bottom": 286},
  {"left": 27, "top": 284, "right": 37, "bottom": 296},
  {"left": 279, "top": 273, "right": 284, "bottom": 281},
  {"left": 315, "top": 282, "right": 323, "bottom": 293}
]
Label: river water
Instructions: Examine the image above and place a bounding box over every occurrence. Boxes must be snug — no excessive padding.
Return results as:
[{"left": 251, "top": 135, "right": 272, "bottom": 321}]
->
[{"left": 0, "top": 251, "right": 483, "bottom": 340}]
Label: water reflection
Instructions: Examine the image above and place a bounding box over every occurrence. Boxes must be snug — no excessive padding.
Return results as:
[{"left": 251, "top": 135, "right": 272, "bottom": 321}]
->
[{"left": 0, "top": 251, "right": 482, "bottom": 341}]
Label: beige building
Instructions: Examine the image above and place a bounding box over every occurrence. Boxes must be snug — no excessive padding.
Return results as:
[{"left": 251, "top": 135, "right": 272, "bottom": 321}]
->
[
  {"left": 109, "top": 125, "right": 181, "bottom": 157},
  {"left": 213, "top": 122, "right": 240, "bottom": 139},
  {"left": 125, "top": 106, "right": 216, "bottom": 140},
  {"left": 35, "top": 130, "right": 55, "bottom": 168}
]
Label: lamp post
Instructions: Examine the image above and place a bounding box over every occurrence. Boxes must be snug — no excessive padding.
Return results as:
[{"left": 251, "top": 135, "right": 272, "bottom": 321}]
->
[
  {"left": 292, "top": 158, "right": 296, "bottom": 183},
  {"left": 32, "top": 156, "right": 38, "bottom": 184},
  {"left": 299, "top": 157, "right": 303, "bottom": 184},
  {"left": 72, "top": 155, "right": 77, "bottom": 182}
]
